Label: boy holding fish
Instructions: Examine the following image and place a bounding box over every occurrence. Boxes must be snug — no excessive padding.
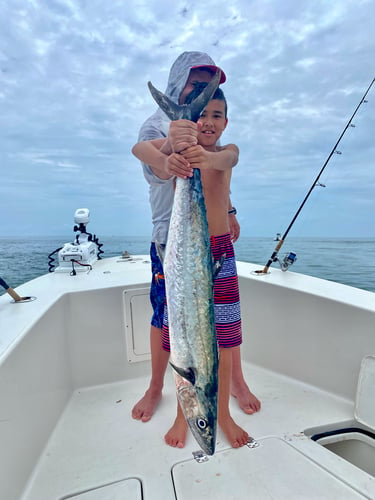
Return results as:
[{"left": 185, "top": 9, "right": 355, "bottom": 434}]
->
[
  {"left": 132, "top": 52, "right": 260, "bottom": 440},
  {"left": 133, "top": 84, "right": 251, "bottom": 450}
]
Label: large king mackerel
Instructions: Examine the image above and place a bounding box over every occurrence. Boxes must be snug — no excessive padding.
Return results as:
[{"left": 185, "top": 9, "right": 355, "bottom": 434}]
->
[{"left": 148, "top": 71, "right": 220, "bottom": 455}]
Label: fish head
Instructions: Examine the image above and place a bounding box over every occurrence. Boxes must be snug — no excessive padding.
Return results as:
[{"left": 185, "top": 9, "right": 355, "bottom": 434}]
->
[{"left": 177, "top": 381, "right": 217, "bottom": 455}]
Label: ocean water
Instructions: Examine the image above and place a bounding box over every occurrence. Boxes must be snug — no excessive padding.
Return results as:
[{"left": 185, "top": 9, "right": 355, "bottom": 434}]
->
[{"left": 1, "top": 236, "right": 374, "bottom": 294}]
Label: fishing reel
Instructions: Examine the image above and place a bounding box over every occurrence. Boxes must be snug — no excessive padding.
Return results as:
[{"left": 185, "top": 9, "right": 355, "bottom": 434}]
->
[{"left": 275, "top": 251, "right": 297, "bottom": 272}]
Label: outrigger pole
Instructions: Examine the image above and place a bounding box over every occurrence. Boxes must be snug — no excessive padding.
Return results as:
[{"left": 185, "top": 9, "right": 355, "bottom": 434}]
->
[{"left": 256, "top": 77, "right": 375, "bottom": 275}]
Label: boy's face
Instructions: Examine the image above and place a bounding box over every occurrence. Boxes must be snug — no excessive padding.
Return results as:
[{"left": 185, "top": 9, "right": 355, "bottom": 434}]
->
[
  {"left": 197, "top": 99, "right": 228, "bottom": 149},
  {"left": 179, "top": 68, "right": 214, "bottom": 104}
]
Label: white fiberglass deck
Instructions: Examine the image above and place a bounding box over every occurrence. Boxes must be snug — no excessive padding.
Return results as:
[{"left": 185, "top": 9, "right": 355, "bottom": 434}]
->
[
  {"left": 21, "top": 362, "right": 373, "bottom": 500},
  {"left": 2, "top": 255, "right": 375, "bottom": 499}
]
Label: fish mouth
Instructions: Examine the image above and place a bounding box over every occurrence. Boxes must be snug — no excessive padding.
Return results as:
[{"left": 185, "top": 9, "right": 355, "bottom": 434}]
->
[{"left": 200, "top": 438, "right": 216, "bottom": 456}]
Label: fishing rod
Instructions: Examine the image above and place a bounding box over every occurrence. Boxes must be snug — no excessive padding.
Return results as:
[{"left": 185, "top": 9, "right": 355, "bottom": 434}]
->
[{"left": 256, "top": 76, "right": 375, "bottom": 275}]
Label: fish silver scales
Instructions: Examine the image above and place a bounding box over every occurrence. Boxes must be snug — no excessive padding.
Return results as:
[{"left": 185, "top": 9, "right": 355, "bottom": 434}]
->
[
  {"left": 165, "top": 168, "right": 218, "bottom": 456},
  {"left": 148, "top": 72, "right": 221, "bottom": 455}
]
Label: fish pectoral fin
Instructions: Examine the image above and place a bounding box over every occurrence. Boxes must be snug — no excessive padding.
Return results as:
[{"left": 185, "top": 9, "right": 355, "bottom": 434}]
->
[
  {"left": 212, "top": 253, "right": 226, "bottom": 279},
  {"left": 170, "top": 363, "right": 196, "bottom": 386}
]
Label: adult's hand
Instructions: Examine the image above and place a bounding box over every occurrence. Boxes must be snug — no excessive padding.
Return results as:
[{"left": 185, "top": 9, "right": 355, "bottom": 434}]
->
[{"left": 168, "top": 120, "right": 198, "bottom": 153}]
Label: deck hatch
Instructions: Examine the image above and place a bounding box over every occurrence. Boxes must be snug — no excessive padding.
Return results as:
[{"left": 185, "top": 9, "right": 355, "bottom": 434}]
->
[
  {"left": 172, "top": 437, "right": 367, "bottom": 499},
  {"left": 61, "top": 478, "right": 142, "bottom": 499}
]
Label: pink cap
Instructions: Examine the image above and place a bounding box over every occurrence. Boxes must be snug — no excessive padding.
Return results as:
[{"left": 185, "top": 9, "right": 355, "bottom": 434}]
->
[{"left": 191, "top": 65, "right": 226, "bottom": 84}]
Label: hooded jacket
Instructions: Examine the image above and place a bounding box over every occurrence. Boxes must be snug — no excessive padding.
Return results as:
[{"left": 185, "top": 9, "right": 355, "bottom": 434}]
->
[{"left": 138, "top": 52, "right": 221, "bottom": 245}]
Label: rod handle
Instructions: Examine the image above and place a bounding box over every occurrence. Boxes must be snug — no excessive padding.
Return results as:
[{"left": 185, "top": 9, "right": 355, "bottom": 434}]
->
[{"left": 6, "top": 287, "right": 23, "bottom": 302}]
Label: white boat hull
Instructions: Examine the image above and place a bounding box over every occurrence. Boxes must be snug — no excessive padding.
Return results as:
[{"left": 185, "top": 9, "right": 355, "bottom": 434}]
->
[{"left": 1, "top": 255, "right": 374, "bottom": 499}]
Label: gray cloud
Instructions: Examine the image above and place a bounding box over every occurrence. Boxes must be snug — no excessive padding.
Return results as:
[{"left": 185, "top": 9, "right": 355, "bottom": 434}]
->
[{"left": 1, "top": 0, "right": 374, "bottom": 237}]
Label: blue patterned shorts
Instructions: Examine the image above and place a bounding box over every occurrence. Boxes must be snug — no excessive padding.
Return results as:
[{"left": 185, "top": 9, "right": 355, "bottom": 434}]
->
[{"left": 150, "top": 242, "right": 166, "bottom": 329}]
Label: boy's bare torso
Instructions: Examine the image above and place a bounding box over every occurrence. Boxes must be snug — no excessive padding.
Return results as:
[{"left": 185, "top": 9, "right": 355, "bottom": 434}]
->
[{"left": 201, "top": 162, "right": 231, "bottom": 237}]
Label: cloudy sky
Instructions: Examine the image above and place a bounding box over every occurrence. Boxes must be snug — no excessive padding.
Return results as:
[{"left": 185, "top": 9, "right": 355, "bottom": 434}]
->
[{"left": 1, "top": 0, "right": 374, "bottom": 238}]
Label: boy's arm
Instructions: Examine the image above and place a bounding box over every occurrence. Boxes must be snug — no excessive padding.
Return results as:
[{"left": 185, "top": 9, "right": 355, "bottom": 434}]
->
[
  {"left": 228, "top": 197, "right": 240, "bottom": 242},
  {"left": 225, "top": 167, "right": 240, "bottom": 242},
  {"left": 216, "top": 143, "right": 239, "bottom": 169},
  {"left": 216, "top": 143, "right": 239, "bottom": 167},
  {"left": 182, "top": 143, "right": 239, "bottom": 171}
]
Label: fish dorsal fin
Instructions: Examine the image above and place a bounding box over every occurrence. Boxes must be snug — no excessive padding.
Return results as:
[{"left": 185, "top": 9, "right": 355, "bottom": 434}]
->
[
  {"left": 170, "top": 363, "right": 196, "bottom": 386},
  {"left": 212, "top": 253, "right": 226, "bottom": 279}
]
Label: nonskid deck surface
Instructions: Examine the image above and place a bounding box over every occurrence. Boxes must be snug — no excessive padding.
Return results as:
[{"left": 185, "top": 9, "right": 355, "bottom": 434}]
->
[{"left": 22, "top": 362, "right": 367, "bottom": 500}]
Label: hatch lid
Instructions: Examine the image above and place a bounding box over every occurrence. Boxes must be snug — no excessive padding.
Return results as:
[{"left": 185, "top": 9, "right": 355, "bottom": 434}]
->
[
  {"left": 123, "top": 287, "right": 152, "bottom": 363},
  {"left": 355, "top": 355, "right": 375, "bottom": 431},
  {"left": 172, "top": 437, "right": 366, "bottom": 499},
  {"left": 63, "top": 478, "right": 142, "bottom": 499}
]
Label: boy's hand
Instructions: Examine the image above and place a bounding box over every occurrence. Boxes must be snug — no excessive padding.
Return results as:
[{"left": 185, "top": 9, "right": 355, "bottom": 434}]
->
[
  {"left": 168, "top": 120, "right": 198, "bottom": 153},
  {"left": 166, "top": 153, "right": 193, "bottom": 179},
  {"left": 229, "top": 214, "right": 240, "bottom": 242},
  {"left": 181, "top": 145, "right": 214, "bottom": 170}
]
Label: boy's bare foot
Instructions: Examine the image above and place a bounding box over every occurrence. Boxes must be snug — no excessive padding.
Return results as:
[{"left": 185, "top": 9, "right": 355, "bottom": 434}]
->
[
  {"left": 219, "top": 415, "right": 249, "bottom": 448},
  {"left": 164, "top": 415, "right": 188, "bottom": 448},
  {"left": 231, "top": 381, "right": 261, "bottom": 415},
  {"left": 131, "top": 388, "right": 162, "bottom": 422}
]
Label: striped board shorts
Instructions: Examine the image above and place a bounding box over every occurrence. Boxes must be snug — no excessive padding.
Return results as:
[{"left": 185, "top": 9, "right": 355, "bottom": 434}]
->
[{"left": 162, "top": 232, "right": 242, "bottom": 351}]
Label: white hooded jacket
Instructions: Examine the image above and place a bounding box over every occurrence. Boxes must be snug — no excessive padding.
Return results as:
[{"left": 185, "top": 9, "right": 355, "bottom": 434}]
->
[{"left": 138, "top": 51, "right": 222, "bottom": 245}]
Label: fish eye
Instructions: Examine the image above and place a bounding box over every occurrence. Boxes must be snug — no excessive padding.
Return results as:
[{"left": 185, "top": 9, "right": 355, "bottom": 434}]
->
[{"left": 196, "top": 417, "right": 208, "bottom": 430}]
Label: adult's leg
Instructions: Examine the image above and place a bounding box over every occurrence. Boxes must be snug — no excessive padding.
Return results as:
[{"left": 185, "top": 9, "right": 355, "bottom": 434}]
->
[
  {"left": 132, "top": 325, "right": 170, "bottom": 422},
  {"left": 132, "top": 243, "right": 169, "bottom": 422}
]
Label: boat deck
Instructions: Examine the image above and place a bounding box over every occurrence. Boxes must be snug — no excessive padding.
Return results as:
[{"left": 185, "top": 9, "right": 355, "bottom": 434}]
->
[
  {"left": 21, "top": 362, "right": 375, "bottom": 500},
  {"left": 3, "top": 256, "right": 374, "bottom": 499}
]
